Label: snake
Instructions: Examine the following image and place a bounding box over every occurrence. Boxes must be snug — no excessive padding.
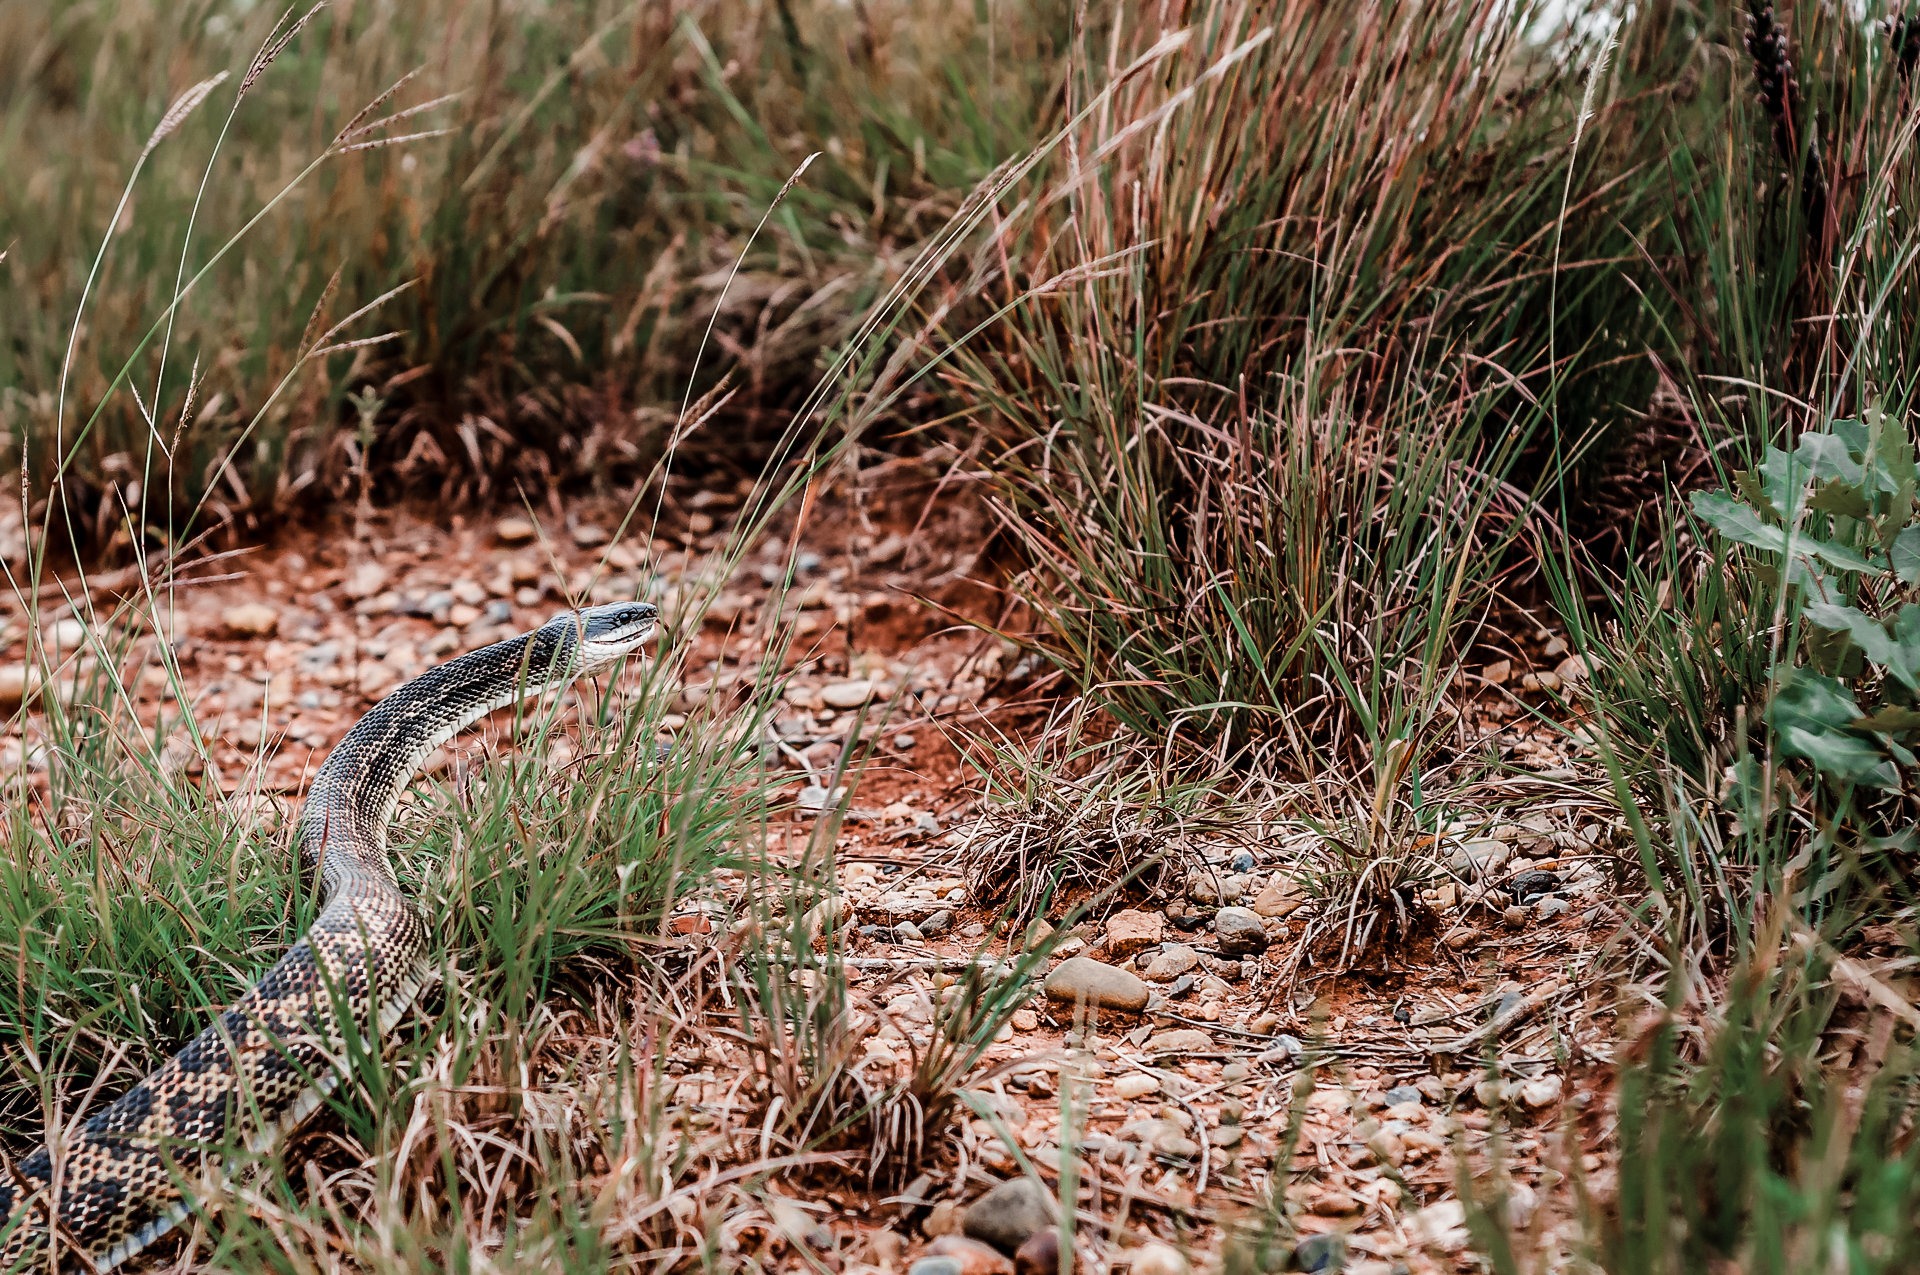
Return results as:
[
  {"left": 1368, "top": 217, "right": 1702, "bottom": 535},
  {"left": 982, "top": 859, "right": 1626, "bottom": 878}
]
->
[{"left": 0, "top": 600, "right": 658, "bottom": 1271}]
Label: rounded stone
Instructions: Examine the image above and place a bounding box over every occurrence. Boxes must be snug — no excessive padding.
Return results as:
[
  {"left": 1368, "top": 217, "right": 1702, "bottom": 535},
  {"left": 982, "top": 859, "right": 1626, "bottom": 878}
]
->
[
  {"left": 821, "top": 679, "right": 877, "bottom": 708},
  {"left": 961, "top": 1177, "right": 1054, "bottom": 1254},
  {"left": 1293, "top": 1232, "right": 1347, "bottom": 1273},
  {"left": 1013, "top": 1228, "right": 1060, "bottom": 1275},
  {"left": 1129, "top": 1243, "right": 1190, "bottom": 1275},
  {"left": 1043, "top": 957, "right": 1150, "bottom": 1013},
  {"left": 496, "top": 516, "right": 537, "bottom": 543},
  {"left": 222, "top": 602, "right": 279, "bottom": 637},
  {"left": 1213, "top": 907, "right": 1270, "bottom": 956}
]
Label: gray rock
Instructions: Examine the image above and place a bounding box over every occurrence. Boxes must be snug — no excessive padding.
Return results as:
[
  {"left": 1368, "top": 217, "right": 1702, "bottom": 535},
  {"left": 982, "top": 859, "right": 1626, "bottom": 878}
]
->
[
  {"left": 1536, "top": 895, "right": 1571, "bottom": 919},
  {"left": 1043, "top": 957, "right": 1150, "bottom": 1013},
  {"left": 1293, "top": 1232, "right": 1347, "bottom": 1272},
  {"left": 1227, "top": 849, "right": 1256, "bottom": 873},
  {"left": 1213, "top": 906, "right": 1270, "bottom": 956},
  {"left": 1509, "top": 869, "right": 1561, "bottom": 902},
  {"left": 893, "top": 922, "right": 925, "bottom": 944},
  {"left": 962, "top": 1177, "right": 1053, "bottom": 1254},
  {"left": 920, "top": 909, "right": 955, "bottom": 937},
  {"left": 483, "top": 599, "right": 513, "bottom": 624},
  {"left": 1384, "top": 1085, "right": 1424, "bottom": 1107},
  {"left": 907, "top": 1259, "right": 964, "bottom": 1275}
]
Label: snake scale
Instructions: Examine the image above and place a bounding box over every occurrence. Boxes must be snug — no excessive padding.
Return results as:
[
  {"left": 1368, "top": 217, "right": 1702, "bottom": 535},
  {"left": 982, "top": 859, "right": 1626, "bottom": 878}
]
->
[{"left": 0, "top": 600, "right": 658, "bottom": 1271}]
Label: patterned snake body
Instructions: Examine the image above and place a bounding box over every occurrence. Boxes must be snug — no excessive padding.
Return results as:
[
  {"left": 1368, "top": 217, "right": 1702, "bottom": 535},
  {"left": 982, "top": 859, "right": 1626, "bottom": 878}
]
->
[{"left": 0, "top": 601, "right": 657, "bottom": 1270}]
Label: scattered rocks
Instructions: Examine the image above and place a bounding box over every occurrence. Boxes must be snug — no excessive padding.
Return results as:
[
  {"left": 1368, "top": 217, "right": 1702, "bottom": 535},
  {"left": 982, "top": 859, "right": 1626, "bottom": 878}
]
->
[
  {"left": 496, "top": 516, "right": 537, "bottom": 543},
  {"left": 1012, "top": 1228, "right": 1060, "bottom": 1275},
  {"left": 962, "top": 1177, "right": 1053, "bottom": 1254},
  {"left": 1248, "top": 876, "right": 1305, "bottom": 918},
  {"left": 1186, "top": 872, "right": 1246, "bottom": 905},
  {"left": 341, "top": 561, "right": 391, "bottom": 599},
  {"left": 926, "top": 1235, "right": 1015, "bottom": 1275},
  {"left": 1212, "top": 907, "right": 1269, "bottom": 956},
  {"left": 1292, "top": 1232, "right": 1348, "bottom": 1273},
  {"left": 821, "top": 679, "right": 877, "bottom": 708},
  {"left": 1144, "top": 1028, "right": 1212, "bottom": 1055},
  {"left": 1043, "top": 958, "right": 1150, "bottom": 1013},
  {"left": 1103, "top": 908, "right": 1164, "bottom": 959},
  {"left": 1520, "top": 1074, "right": 1563, "bottom": 1109},
  {"left": 221, "top": 603, "right": 278, "bottom": 637},
  {"left": 1128, "top": 1242, "right": 1191, "bottom": 1275},
  {"left": 1141, "top": 944, "right": 1199, "bottom": 982}
]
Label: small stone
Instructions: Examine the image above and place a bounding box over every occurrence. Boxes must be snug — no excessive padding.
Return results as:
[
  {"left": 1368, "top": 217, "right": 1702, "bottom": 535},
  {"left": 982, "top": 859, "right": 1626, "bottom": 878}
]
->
[
  {"left": 1227, "top": 849, "right": 1255, "bottom": 873},
  {"left": 1142, "top": 944, "right": 1200, "bottom": 982},
  {"left": 927, "top": 1235, "right": 1016, "bottom": 1275},
  {"left": 1442, "top": 926, "right": 1480, "bottom": 950},
  {"left": 909, "top": 1259, "right": 966, "bottom": 1275},
  {"left": 1509, "top": 869, "right": 1561, "bottom": 901},
  {"left": 1536, "top": 896, "right": 1571, "bottom": 920},
  {"left": 1520, "top": 1075, "right": 1563, "bottom": 1109},
  {"left": 515, "top": 586, "right": 543, "bottom": 608},
  {"left": 1248, "top": 877, "right": 1305, "bottom": 918},
  {"left": 571, "top": 523, "right": 608, "bottom": 547},
  {"left": 1212, "top": 907, "right": 1269, "bottom": 956},
  {"left": 1043, "top": 958, "right": 1150, "bottom": 1013},
  {"left": 1365, "top": 1128, "right": 1405, "bottom": 1165},
  {"left": 1102, "top": 908, "right": 1165, "bottom": 959},
  {"left": 1555, "top": 653, "right": 1594, "bottom": 684},
  {"left": 821, "top": 679, "right": 877, "bottom": 708},
  {"left": 1206, "top": 1123, "right": 1243, "bottom": 1148},
  {"left": 925, "top": 1200, "right": 960, "bottom": 1237},
  {"left": 1011, "top": 1009, "right": 1039, "bottom": 1031},
  {"left": 1475, "top": 1078, "right": 1514, "bottom": 1108},
  {"left": 1152, "top": 1131, "right": 1200, "bottom": 1159},
  {"left": 1307, "top": 1187, "right": 1362, "bottom": 1217},
  {"left": 451, "top": 578, "right": 487, "bottom": 605},
  {"left": 449, "top": 603, "right": 481, "bottom": 627},
  {"left": 496, "top": 516, "right": 537, "bottom": 543},
  {"left": 892, "top": 732, "right": 917, "bottom": 750},
  {"left": 1384, "top": 1085, "right": 1423, "bottom": 1106},
  {"left": 1013, "top": 1227, "right": 1060, "bottom": 1275},
  {"left": 1247, "top": 1012, "right": 1281, "bottom": 1035},
  {"left": 1292, "top": 1232, "right": 1348, "bottom": 1273},
  {"left": 1128, "top": 1242, "right": 1190, "bottom": 1275},
  {"left": 961, "top": 1177, "right": 1053, "bottom": 1255},
  {"left": 1482, "top": 659, "right": 1511, "bottom": 685},
  {"left": 1448, "top": 839, "right": 1511, "bottom": 877},
  {"left": 1112, "top": 1073, "right": 1160, "bottom": 1100},
  {"left": 341, "top": 561, "right": 391, "bottom": 599},
  {"left": 1144, "top": 1028, "right": 1212, "bottom": 1055},
  {"left": 921, "top": 909, "right": 955, "bottom": 937},
  {"left": 894, "top": 923, "right": 925, "bottom": 944},
  {"left": 1503, "top": 905, "right": 1529, "bottom": 930},
  {"left": 222, "top": 602, "right": 278, "bottom": 637},
  {"left": 0, "top": 666, "right": 30, "bottom": 706}
]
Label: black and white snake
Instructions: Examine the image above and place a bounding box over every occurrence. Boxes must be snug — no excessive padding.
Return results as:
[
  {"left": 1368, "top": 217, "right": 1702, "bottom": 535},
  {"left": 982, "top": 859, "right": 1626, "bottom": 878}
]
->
[{"left": 1, "top": 600, "right": 658, "bottom": 1270}]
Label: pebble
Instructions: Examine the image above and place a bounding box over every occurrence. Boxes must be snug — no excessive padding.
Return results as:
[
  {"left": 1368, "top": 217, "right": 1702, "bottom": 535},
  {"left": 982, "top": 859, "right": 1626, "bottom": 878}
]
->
[
  {"left": 1509, "top": 869, "right": 1561, "bottom": 901},
  {"left": 1293, "top": 1232, "right": 1348, "bottom": 1273},
  {"left": 571, "top": 523, "right": 608, "bottom": 547},
  {"left": 1226, "top": 849, "right": 1255, "bottom": 873},
  {"left": 449, "top": 603, "right": 481, "bottom": 628},
  {"left": 1555, "top": 653, "right": 1594, "bottom": 684},
  {"left": 1449, "top": 839, "right": 1511, "bottom": 878},
  {"left": 1503, "top": 905, "right": 1529, "bottom": 930},
  {"left": 1212, "top": 907, "right": 1269, "bottom": 956},
  {"left": 1206, "top": 1123, "right": 1243, "bottom": 1148},
  {"left": 1442, "top": 926, "right": 1480, "bottom": 950},
  {"left": 342, "top": 561, "right": 391, "bottom": 599},
  {"left": 0, "top": 666, "right": 29, "bottom": 706},
  {"left": 1307, "top": 1187, "right": 1362, "bottom": 1216},
  {"left": 925, "top": 1200, "right": 960, "bottom": 1237},
  {"left": 1536, "top": 895, "right": 1571, "bottom": 919},
  {"left": 1247, "top": 1011, "right": 1281, "bottom": 1036},
  {"left": 1112, "top": 1073, "right": 1160, "bottom": 1100},
  {"left": 909, "top": 1259, "right": 966, "bottom": 1275},
  {"left": 1520, "top": 1075, "right": 1563, "bottom": 1108},
  {"left": 893, "top": 923, "right": 925, "bottom": 944},
  {"left": 1142, "top": 944, "right": 1199, "bottom": 982},
  {"left": 222, "top": 602, "right": 278, "bottom": 637},
  {"left": 1012, "top": 1227, "right": 1060, "bottom": 1275},
  {"left": 921, "top": 909, "right": 955, "bottom": 937},
  {"left": 1102, "top": 908, "right": 1164, "bottom": 958},
  {"left": 1128, "top": 1242, "right": 1190, "bottom": 1275},
  {"left": 452, "top": 578, "right": 487, "bottom": 605},
  {"left": 892, "top": 732, "right": 917, "bottom": 750},
  {"left": 1043, "top": 958, "right": 1150, "bottom": 1013},
  {"left": 1384, "top": 1084, "right": 1424, "bottom": 1106},
  {"left": 821, "top": 679, "right": 877, "bottom": 708},
  {"left": 961, "top": 1177, "right": 1053, "bottom": 1254},
  {"left": 496, "top": 516, "right": 537, "bottom": 543},
  {"left": 1144, "top": 1028, "right": 1211, "bottom": 1055},
  {"left": 1248, "top": 876, "right": 1304, "bottom": 918},
  {"left": 926, "top": 1236, "right": 1015, "bottom": 1275}
]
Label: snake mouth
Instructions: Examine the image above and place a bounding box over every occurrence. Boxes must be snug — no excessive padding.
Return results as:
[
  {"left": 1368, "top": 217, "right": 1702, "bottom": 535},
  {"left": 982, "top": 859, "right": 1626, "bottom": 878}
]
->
[{"left": 574, "top": 600, "right": 661, "bottom": 655}]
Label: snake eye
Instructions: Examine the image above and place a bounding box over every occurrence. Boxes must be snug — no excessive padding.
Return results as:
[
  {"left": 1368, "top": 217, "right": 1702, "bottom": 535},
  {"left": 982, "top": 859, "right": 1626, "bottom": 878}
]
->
[{"left": 580, "top": 601, "right": 659, "bottom": 645}]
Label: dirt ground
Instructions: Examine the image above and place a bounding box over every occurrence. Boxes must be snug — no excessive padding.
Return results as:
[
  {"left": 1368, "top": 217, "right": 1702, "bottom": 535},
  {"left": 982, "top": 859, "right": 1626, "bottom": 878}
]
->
[{"left": 0, "top": 468, "right": 1635, "bottom": 1273}]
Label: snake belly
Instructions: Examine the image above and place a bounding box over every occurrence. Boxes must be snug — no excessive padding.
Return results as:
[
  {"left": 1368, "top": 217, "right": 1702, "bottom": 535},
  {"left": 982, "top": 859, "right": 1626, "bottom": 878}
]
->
[{"left": 1, "top": 617, "right": 617, "bottom": 1271}]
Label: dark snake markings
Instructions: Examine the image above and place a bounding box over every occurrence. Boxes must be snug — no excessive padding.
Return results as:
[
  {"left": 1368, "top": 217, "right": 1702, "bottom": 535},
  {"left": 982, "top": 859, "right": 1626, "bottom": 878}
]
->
[{"left": 1, "top": 602, "right": 657, "bottom": 1270}]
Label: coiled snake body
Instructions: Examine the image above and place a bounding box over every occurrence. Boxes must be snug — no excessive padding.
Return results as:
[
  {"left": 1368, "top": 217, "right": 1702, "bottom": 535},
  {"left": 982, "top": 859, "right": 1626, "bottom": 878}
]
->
[{"left": 1, "top": 601, "right": 657, "bottom": 1270}]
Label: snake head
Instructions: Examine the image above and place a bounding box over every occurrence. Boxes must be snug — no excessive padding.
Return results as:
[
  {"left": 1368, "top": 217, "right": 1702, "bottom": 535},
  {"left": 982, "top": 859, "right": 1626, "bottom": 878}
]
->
[{"left": 561, "top": 600, "right": 660, "bottom": 671}]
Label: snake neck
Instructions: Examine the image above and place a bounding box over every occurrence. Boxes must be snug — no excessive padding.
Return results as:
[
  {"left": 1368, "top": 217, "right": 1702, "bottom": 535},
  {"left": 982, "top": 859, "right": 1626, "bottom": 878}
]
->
[{"left": 295, "top": 626, "right": 584, "bottom": 888}]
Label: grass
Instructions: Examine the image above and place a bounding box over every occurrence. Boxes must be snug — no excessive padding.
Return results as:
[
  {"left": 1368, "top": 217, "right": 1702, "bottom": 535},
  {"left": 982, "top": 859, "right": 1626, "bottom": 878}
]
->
[{"left": 14, "top": 0, "right": 1920, "bottom": 1269}]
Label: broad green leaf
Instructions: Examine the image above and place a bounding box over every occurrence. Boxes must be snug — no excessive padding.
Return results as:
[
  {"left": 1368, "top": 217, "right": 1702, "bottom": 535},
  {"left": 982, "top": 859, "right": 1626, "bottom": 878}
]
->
[
  {"left": 1804, "top": 538, "right": 1878, "bottom": 574},
  {"left": 1878, "top": 477, "right": 1916, "bottom": 550},
  {"left": 1864, "top": 405, "right": 1918, "bottom": 488},
  {"left": 1695, "top": 491, "right": 1786, "bottom": 551},
  {"left": 1796, "top": 432, "right": 1865, "bottom": 485},
  {"left": 1831, "top": 417, "right": 1869, "bottom": 457},
  {"left": 1806, "top": 477, "right": 1871, "bottom": 520},
  {"left": 1733, "top": 470, "right": 1782, "bottom": 525},
  {"left": 1894, "top": 526, "right": 1920, "bottom": 585},
  {"left": 1803, "top": 600, "right": 1892, "bottom": 668},
  {"left": 1768, "top": 668, "right": 1897, "bottom": 787}
]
